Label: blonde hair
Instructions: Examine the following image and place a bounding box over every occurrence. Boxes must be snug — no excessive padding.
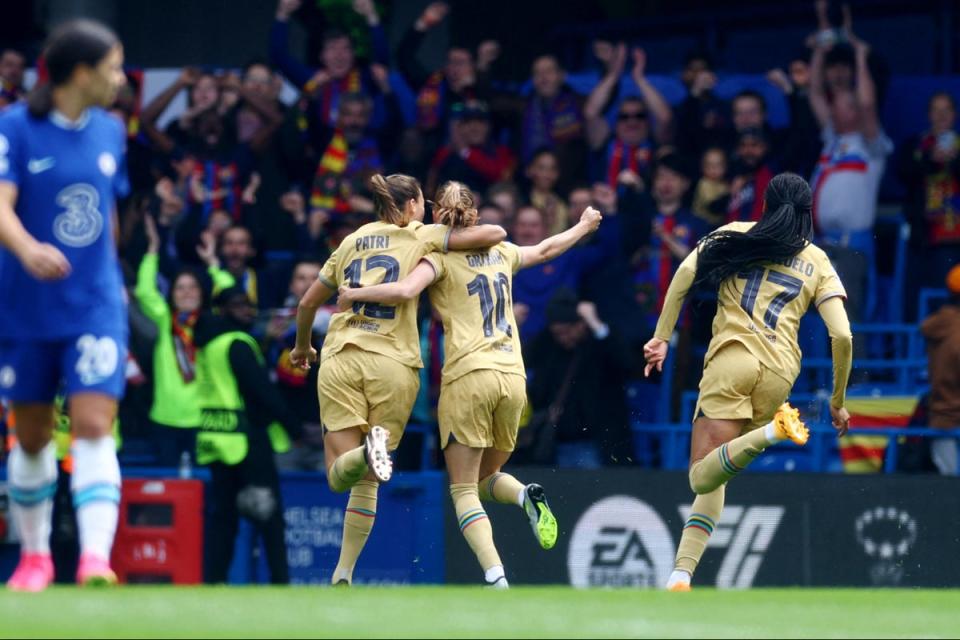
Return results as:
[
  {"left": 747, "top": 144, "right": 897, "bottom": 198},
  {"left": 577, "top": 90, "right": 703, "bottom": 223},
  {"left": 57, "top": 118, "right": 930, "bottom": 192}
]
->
[
  {"left": 434, "top": 181, "right": 478, "bottom": 229},
  {"left": 369, "top": 173, "right": 421, "bottom": 226}
]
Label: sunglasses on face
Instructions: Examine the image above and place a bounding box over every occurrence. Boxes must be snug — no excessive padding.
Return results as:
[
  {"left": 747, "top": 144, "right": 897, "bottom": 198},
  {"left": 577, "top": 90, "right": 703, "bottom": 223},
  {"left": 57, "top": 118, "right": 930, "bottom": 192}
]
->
[{"left": 618, "top": 111, "right": 647, "bottom": 122}]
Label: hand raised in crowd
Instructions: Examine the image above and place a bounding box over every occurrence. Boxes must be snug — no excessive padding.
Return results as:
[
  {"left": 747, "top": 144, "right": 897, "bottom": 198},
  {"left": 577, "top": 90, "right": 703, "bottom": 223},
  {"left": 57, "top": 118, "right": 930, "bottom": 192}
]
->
[
  {"left": 276, "top": 0, "right": 302, "bottom": 21},
  {"left": 631, "top": 47, "right": 647, "bottom": 80},
  {"left": 352, "top": 0, "right": 380, "bottom": 26},
  {"left": 576, "top": 301, "right": 604, "bottom": 332},
  {"left": 288, "top": 344, "right": 318, "bottom": 370},
  {"left": 643, "top": 337, "right": 669, "bottom": 377},
  {"left": 143, "top": 213, "right": 161, "bottom": 255},
  {"left": 477, "top": 40, "right": 501, "bottom": 73},
  {"left": 305, "top": 69, "right": 332, "bottom": 95},
  {"left": 416, "top": 2, "right": 449, "bottom": 31},
  {"left": 242, "top": 173, "right": 262, "bottom": 205},
  {"left": 766, "top": 68, "right": 793, "bottom": 95},
  {"left": 830, "top": 405, "right": 851, "bottom": 437},
  {"left": 280, "top": 190, "right": 307, "bottom": 225},
  {"left": 196, "top": 230, "right": 220, "bottom": 268},
  {"left": 370, "top": 63, "right": 392, "bottom": 94}
]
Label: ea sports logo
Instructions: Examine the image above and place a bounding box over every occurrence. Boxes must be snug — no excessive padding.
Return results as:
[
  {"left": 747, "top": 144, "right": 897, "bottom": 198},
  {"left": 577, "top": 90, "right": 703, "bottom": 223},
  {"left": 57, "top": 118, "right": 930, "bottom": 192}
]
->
[{"left": 567, "top": 495, "right": 674, "bottom": 588}]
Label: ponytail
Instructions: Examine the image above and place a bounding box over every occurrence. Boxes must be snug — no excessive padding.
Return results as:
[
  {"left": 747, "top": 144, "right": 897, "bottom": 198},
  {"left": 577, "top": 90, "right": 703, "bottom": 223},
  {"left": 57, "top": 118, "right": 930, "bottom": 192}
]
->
[
  {"left": 692, "top": 172, "right": 814, "bottom": 294},
  {"left": 369, "top": 173, "right": 421, "bottom": 226},
  {"left": 434, "top": 181, "right": 478, "bottom": 229}
]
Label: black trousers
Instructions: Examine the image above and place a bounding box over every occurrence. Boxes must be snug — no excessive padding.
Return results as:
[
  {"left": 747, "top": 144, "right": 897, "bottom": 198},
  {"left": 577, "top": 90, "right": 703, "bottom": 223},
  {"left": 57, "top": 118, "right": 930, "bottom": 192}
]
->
[{"left": 205, "top": 436, "right": 289, "bottom": 585}]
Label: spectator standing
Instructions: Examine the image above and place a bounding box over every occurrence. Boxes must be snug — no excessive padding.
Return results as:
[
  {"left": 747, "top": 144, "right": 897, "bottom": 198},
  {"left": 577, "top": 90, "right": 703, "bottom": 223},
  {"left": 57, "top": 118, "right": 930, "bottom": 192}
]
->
[
  {"left": 427, "top": 101, "right": 515, "bottom": 195},
  {"left": 0, "top": 48, "right": 26, "bottom": 107},
  {"left": 525, "top": 149, "right": 569, "bottom": 236},
  {"left": 195, "top": 286, "right": 302, "bottom": 584},
  {"left": 726, "top": 128, "right": 775, "bottom": 224},
  {"left": 808, "top": 31, "right": 892, "bottom": 323},
  {"left": 691, "top": 147, "right": 730, "bottom": 228},
  {"left": 920, "top": 266, "right": 960, "bottom": 476},
  {"left": 524, "top": 294, "right": 633, "bottom": 468},
  {"left": 768, "top": 55, "right": 822, "bottom": 178},
  {"left": 898, "top": 92, "right": 960, "bottom": 291},
  {"left": 675, "top": 51, "right": 728, "bottom": 158}
]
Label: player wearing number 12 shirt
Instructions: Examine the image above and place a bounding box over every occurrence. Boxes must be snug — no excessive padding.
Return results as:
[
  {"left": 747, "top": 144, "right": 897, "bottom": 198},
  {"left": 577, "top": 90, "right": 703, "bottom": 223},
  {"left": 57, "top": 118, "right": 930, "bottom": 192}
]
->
[
  {"left": 290, "top": 173, "right": 506, "bottom": 585},
  {"left": 339, "top": 181, "right": 603, "bottom": 587},
  {"left": 0, "top": 20, "right": 129, "bottom": 591},
  {"left": 642, "top": 173, "right": 855, "bottom": 591}
]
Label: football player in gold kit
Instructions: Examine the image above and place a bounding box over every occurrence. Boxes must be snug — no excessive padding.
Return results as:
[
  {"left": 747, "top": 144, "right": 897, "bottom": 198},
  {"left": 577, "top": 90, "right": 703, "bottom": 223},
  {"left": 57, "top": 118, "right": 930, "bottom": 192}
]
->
[
  {"left": 290, "top": 173, "right": 507, "bottom": 585},
  {"left": 339, "top": 181, "right": 603, "bottom": 587},
  {"left": 643, "top": 173, "right": 853, "bottom": 591}
]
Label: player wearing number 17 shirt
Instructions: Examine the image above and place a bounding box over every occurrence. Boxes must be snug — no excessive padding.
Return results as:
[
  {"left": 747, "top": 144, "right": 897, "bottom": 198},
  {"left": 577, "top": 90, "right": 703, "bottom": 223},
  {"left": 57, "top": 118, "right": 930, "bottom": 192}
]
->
[
  {"left": 642, "top": 173, "right": 855, "bottom": 592},
  {"left": 289, "top": 173, "right": 507, "bottom": 585},
  {"left": 338, "top": 181, "right": 603, "bottom": 588},
  {"left": 0, "top": 20, "right": 129, "bottom": 591}
]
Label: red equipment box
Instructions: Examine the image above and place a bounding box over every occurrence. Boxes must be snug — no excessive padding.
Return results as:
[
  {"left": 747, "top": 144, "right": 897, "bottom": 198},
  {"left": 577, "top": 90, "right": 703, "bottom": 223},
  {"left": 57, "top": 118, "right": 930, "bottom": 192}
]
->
[{"left": 111, "top": 478, "right": 203, "bottom": 584}]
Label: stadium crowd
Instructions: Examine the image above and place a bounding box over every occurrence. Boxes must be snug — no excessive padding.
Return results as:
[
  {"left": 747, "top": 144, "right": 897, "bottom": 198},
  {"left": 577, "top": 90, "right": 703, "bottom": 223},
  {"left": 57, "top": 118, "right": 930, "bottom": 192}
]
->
[{"left": 0, "top": 0, "right": 958, "bottom": 479}]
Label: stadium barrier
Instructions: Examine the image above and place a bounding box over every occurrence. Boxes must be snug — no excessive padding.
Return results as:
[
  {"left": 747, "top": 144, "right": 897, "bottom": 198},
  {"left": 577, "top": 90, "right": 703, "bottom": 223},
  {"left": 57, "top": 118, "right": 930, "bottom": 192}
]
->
[{"left": 445, "top": 468, "right": 960, "bottom": 588}]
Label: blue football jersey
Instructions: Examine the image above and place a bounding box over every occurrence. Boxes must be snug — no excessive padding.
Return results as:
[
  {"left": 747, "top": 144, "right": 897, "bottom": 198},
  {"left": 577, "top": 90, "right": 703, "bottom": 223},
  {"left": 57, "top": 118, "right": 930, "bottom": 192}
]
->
[{"left": 0, "top": 103, "right": 129, "bottom": 339}]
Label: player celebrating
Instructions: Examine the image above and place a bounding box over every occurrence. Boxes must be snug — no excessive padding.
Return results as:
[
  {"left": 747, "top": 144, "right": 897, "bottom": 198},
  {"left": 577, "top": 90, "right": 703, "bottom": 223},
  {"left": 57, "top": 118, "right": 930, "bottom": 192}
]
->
[
  {"left": 338, "top": 181, "right": 603, "bottom": 587},
  {"left": 643, "top": 172, "right": 853, "bottom": 591},
  {"left": 290, "top": 173, "right": 505, "bottom": 585},
  {"left": 0, "top": 20, "right": 129, "bottom": 591}
]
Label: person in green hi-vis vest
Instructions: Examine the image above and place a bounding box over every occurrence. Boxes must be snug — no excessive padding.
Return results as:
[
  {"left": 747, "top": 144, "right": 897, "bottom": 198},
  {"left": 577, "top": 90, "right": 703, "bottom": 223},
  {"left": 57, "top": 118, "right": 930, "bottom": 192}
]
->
[
  {"left": 135, "top": 214, "right": 235, "bottom": 466},
  {"left": 194, "top": 285, "right": 303, "bottom": 584}
]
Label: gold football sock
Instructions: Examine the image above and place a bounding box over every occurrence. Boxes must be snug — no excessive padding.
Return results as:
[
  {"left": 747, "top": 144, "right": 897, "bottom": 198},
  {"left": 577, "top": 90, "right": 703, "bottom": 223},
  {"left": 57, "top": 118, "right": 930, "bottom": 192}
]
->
[
  {"left": 331, "top": 480, "right": 378, "bottom": 584},
  {"left": 675, "top": 485, "right": 725, "bottom": 576},
  {"left": 689, "top": 428, "right": 773, "bottom": 494},
  {"left": 450, "top": 483, "right": 502, "bottom": 572},
  {"left": 478, "top": 472, "right": 525, "bottom": 507}
]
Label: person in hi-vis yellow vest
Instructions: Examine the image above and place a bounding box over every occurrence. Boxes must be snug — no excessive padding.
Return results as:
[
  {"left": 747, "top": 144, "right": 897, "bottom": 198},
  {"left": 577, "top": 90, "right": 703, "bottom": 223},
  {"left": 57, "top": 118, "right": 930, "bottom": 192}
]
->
[{"left": 194, "top": 285, "right": 303, "bottom": 584}]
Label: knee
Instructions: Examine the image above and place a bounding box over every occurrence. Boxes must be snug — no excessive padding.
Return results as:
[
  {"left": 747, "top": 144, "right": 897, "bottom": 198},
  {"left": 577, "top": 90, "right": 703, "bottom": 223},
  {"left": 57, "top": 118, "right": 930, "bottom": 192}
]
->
[
  {"left": 327, "top": 473, "right": 349, "bottom": 494},
  {"left": 70, "top": 414, "right": 113, "bottom": 440},
  {"left": 16, "top": 430, "right": 53, "bottom": 455},
  {"left": 688, "top": 461, "right": 715, "bottom": 495}
]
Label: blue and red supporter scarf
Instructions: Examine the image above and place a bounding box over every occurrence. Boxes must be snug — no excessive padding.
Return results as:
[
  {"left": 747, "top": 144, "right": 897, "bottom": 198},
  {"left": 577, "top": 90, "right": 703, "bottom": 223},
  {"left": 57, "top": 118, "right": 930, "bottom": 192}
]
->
[{"left": 606, "top": 138, "right": 653, "bottom": 188}]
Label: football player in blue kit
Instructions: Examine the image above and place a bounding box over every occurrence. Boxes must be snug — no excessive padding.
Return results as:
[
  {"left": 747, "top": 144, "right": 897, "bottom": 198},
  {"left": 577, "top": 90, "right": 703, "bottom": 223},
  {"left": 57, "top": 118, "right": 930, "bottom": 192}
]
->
[{"left": 0, "top": 19, "right": 129, "bottom": 591}]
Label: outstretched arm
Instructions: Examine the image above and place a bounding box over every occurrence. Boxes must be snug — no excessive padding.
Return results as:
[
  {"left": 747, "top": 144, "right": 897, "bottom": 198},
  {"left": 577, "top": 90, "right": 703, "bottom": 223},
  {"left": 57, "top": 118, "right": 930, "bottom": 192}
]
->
[
  {"left": 338, "top": 260, "right": 436, "bottom": 309},
  {"left": 643, "top": 248, "right": 698, "bottom": 376},
  {"left": 808, "top": 44, "right": 832, "bottom": 130},
  {"left": 817, "top": 295, "right": 853, "bottom": 435},
  {"left": 519, "top": 207, "right": 603, "bottom": 267}
]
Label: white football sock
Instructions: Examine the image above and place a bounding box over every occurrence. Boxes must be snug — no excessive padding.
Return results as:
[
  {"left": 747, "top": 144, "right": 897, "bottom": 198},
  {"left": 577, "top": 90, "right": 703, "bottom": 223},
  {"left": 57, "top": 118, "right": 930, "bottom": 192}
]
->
[
  {"left": 71, "top": 437, "right": 121, "bottom": 560},
  {"left": 763, "top": 421, "right": 782, "bottom": 446},
  {"left": 8, "top": 442, "right": 57, "bottom": 554},
  {"left": 667, "top": 569, "right": 691, "bottom": 588},
  {"left": 516, "top": 487, "right": 526, "bottom": 508}
]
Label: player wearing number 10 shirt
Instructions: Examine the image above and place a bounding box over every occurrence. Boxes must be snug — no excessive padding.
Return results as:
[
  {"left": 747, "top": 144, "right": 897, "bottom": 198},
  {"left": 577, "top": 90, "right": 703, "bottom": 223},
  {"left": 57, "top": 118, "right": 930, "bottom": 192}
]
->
[
  {"left": 339, "top": 181, "right": 603, "bottom": 587},
  {"left": 290, "top": 173, "right": 506, "bottom": 585},
  {"left": 643, "top": 173, "right": 855, "bottom": 592},
  {"left": 0, "top": 20, "right": 129, "bottom": 591}
]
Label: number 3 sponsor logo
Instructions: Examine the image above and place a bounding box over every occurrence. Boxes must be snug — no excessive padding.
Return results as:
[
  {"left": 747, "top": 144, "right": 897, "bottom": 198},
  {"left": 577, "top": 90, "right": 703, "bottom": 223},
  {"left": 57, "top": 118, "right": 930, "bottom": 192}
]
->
[
  {"left": 75, "top": 335, "right": 118, "bottom": 386},
  {"left": 53, "top": 183, "right": 104, "bottom": 248}
]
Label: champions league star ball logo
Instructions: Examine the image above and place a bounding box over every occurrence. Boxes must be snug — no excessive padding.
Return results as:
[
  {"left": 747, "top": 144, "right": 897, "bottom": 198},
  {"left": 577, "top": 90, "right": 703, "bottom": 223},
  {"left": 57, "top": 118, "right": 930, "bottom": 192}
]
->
[
  {"left": 567, "top": 496, "right": 675, "bottom": 588},
  {"left": 855, "top": 507, "right": 918, "bottom": 586}
]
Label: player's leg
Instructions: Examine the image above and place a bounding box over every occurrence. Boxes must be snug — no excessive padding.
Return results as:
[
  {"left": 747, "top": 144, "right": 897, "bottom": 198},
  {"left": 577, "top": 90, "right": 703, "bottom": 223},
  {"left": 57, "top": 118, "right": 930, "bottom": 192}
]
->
[
  {"left": 318, "top": 351, "right": 390, "bottom": 493},
  {"left": 327, "top": 352, "right": 419, "bottom": 585},
  {"left": 446, "top": 442, "right": 508, "bottom": 588},
  {"left": 69, "top": 392, "right": 121, "bottom": 586},
  {"left": 3, "top": 340, "right": 60, "bottom": 592},
  {"left": 6, "top": 404, "right": 57, "bottom": 592},
  {"left": 478, "top": 372, "right": 558, "bottom": 550},
  {"left": 439, "top": 371, "right": 508, "bottom": 587}
]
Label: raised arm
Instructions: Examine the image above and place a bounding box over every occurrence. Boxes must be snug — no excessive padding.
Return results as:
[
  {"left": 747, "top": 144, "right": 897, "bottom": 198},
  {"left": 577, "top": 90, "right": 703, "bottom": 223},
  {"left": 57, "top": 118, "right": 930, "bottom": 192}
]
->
[
  {"left": 817, "top": 296, "right": 853, "bottom": 435},
  {"left": 519, "top": 206, "right": 602, "bottom": 267},
  {"left": 849, "top": 34, "right": 879, "bottom": 141},
  {"left": 584, "top": 43, "right": 626, "bottom": 150},
  {"left": 140, "top": 69, "right": 197, "bottom": 155},
  {"left": 808, "top": 45, "right": 831, "bottom": 130},
  {"left": 643, "top": 248, "right": 698, "bottom": 376},
  {"left": 338, "top": 259, "right": 436, "bottom": 309},
  {"left": 631, "top": 48, "right": 672, "bottom": 144},
  {"left": 447, "top": 224, "right": 507, "bottom": 250}
]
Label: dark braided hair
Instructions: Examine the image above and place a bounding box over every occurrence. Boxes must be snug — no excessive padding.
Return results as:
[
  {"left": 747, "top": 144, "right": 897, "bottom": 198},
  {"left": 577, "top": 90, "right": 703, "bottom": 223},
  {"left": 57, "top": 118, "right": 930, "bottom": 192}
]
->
[{"left": 692, "top": 172, "right": 813, "bottom": 294}]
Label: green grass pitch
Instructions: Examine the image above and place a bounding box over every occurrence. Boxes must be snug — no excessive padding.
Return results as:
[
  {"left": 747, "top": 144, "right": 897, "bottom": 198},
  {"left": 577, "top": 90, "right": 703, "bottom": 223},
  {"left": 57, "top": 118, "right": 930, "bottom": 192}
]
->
[{"left": 2, "top": 587, "right": 958, "bottom": 638}]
